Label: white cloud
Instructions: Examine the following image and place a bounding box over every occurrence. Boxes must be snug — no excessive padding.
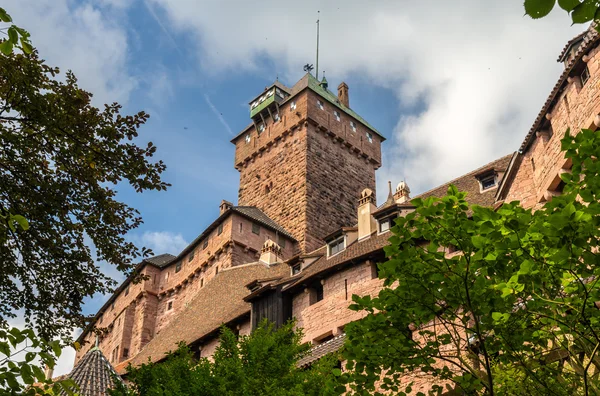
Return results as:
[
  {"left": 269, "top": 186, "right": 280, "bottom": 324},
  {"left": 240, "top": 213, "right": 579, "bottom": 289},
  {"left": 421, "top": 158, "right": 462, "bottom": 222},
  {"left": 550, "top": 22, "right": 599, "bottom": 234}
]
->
[
  {"left": 132, "top": 231, "right": 188, "bottom": 255},
  {"left": 147, "top": 0, "right": 582, "bottom": 197},
  {"left": 3, "top": 0, "right": 136, "bottom": 106}
]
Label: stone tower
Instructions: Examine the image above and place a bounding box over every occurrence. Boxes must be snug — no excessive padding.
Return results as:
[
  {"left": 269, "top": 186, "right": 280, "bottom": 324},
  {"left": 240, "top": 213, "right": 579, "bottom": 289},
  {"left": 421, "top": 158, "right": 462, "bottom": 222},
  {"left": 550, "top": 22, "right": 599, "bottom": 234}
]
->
[{"left": 231, "top": 74, "right": 384, "bottom": 253}]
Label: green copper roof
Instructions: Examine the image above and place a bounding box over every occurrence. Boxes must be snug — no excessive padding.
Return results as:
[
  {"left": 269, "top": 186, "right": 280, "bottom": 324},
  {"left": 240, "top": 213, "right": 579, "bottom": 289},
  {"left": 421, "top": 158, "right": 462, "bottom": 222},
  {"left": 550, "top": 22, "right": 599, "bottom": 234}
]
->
[{"left": 306, "top": 73, "right": 382, "bottom": 137}]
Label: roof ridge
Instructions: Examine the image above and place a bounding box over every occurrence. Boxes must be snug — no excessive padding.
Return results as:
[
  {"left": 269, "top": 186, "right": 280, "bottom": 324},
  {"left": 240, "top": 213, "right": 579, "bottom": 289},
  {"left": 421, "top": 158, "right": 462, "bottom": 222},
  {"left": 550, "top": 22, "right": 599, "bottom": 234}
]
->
[{"left": 413, "top": 154, "right": 513, "bottom": 199}]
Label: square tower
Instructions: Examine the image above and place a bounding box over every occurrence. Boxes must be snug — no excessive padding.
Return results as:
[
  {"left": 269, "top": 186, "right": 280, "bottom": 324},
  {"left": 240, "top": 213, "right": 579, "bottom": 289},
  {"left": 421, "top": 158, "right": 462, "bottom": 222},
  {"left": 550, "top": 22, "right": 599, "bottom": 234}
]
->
[{"left": 231, "top": 74, "right": 384, "bottom": 253}]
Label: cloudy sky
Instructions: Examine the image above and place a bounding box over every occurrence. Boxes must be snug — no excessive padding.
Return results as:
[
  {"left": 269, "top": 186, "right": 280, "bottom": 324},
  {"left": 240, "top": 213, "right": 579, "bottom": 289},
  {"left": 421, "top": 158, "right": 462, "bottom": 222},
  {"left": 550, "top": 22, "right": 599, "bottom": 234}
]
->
[{"left": 3, "top": 0, "right": 585, "bottom": 374}]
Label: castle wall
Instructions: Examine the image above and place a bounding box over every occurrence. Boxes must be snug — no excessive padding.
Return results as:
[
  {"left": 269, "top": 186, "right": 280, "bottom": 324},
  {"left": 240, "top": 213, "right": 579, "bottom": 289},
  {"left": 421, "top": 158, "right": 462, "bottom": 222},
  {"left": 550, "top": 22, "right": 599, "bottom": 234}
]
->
[
  {"left": 292, "top": 261, "right": 383, "bottom": 344},
  {"left": 505, "top": 44, "right": 600, "bottom": 208}
]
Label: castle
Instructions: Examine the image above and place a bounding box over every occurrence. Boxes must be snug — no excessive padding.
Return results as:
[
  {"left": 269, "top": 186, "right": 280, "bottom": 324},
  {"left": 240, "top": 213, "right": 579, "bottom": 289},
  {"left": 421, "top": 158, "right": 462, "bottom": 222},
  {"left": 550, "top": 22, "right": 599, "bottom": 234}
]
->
[{"left": 69, "top": 24, "right": 600, "bottom": 393}]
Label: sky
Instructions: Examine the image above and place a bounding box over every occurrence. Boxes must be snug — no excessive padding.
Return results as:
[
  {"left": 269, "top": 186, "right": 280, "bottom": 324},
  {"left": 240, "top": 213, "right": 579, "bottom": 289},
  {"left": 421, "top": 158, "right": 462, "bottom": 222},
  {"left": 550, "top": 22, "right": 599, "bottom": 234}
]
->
[{"left": 3, "top": 0, "right": 586, "bottom": 375}]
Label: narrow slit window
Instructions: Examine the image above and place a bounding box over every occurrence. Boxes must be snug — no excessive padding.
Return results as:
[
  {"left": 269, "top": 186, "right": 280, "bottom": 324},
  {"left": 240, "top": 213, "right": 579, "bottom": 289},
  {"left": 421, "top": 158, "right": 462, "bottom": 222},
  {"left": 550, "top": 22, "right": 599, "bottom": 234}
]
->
[
  {"left": 334, "top": 110, "right": 341, "bottom": 121},
  {"left": 350, "top": 121, "right": 357, "bottom": 132},
  {"left": 317, "top": 99, "right": 324, "bottom": 110},
  {"left": 366, "top": 132, "right": 373, "bottom": 143}
]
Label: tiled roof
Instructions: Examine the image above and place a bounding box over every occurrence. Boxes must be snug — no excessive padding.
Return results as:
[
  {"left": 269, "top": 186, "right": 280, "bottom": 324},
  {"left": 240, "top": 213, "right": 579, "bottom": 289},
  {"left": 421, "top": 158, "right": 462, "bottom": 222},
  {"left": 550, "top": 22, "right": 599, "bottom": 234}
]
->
[
  {"left": 64, "top": 347, "right": 123, "bottom": 396},
  {"left": 281, "top": 154, "right": 513, "bottom": 289},
  {"left": 143, "top": 253, "right": 176, "bottom": 268},
  {"left": 414, "top": 154, "right": 513, "bottom": 207},
  {"left": 232, "top": 206, "right": 295, "bottom": 239},
  {"left": 297, "top": 334, "right": 346, "bottom": 368},
  {"left": 520, "top": 24, "right": 599, "bottom": 153},
  {"left": 558, "top": 30, "right": 587, "bottom": 62},
  {"left": 124, "top": 262, "right": 289, "bottom": 373}
]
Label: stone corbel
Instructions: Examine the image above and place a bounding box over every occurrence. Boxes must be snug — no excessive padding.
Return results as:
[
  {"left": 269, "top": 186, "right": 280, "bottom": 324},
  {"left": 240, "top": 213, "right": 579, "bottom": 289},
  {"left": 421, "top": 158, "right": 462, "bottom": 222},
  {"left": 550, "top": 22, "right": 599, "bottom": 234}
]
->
[{"left": 583, "top": 54, "right": 590, "bottom": 63}]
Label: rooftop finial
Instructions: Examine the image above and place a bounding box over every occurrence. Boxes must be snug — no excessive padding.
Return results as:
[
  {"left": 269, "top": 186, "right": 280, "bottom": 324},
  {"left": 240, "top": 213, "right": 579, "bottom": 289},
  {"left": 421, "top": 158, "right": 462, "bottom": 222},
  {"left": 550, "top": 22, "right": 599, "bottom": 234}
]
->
[
  {"left": 95, "top": 334, "right": 99, "bottom": 348},
  {"left": 387, "top": 181, "right": 393, "bottom": 200}
]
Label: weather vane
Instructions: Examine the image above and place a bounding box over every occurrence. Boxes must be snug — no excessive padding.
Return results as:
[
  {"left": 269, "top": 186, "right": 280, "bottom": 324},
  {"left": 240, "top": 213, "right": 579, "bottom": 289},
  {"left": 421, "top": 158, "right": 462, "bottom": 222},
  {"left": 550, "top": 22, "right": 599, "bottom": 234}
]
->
[{"left": 303, "top": 63, "right": 314, "bottom": 73}]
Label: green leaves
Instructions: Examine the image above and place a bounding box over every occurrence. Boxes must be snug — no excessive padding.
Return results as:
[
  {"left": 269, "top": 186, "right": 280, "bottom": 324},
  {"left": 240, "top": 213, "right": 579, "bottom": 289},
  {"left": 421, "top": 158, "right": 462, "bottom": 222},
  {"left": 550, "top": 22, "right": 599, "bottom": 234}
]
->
[
  {"left": 0, "top": 8, "right": 33, "bottom": 55},
  {"left": 0, "top": 50, "right": 167, "bottom": 340},
  {"left": 571, "top": 1, "right": 598, "bottom": 23},
  {"left": 524, "top": 0, "right": 556, "bottom": 19},
  {"left": 558, "top": 0, "right": 581, "bottom": 11},
  {"left": 0, "top": 8, "right": 12, "bottom": 23}
]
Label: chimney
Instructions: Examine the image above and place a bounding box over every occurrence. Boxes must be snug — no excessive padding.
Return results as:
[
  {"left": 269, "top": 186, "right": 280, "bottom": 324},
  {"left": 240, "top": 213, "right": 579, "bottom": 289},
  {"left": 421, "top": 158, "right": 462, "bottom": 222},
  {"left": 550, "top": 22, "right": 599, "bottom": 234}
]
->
[
  {"left": 337, "top": 82, "right": 349, "bottom": 108},
  {"left": 259, "top": 239, "right": 281, "bottom": 265},
  {"left": 219, "top": 200, "right": 233, "bottom": 215},
  {"left": 394, "top": 181, "right": 411, "bottom": 204},
  {"left": 357, "top": 188, "right": 377, "bottom": 240}
]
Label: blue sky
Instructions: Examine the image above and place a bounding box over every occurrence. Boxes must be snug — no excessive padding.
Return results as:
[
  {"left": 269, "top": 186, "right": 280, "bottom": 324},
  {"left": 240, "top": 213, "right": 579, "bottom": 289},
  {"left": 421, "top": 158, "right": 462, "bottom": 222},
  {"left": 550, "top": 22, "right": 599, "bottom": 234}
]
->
[{"left": 4, "top": 0, "right": 587, "bottom": 373}]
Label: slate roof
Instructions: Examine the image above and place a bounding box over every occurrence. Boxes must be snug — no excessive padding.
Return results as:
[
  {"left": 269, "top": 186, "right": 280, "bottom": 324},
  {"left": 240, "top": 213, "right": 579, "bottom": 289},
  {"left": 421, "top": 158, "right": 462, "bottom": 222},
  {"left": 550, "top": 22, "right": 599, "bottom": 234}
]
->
[
  {"left": 297, "top": 333, "right": 346, "bottom": 368},
  {"left": 123, "top": 262, "right": 289, "bottom": 373},
  {"left": 520, "top": 24, "right": 599, "bottom": 153},
  {"left": 64, "top": 347, "right": 123, "bottom": 396},
  {"left": 233, "top": 206, "right": 295, "bottom": 239},
  {"left": 143, "top": 253, "right": 176, "bottom": 268}
]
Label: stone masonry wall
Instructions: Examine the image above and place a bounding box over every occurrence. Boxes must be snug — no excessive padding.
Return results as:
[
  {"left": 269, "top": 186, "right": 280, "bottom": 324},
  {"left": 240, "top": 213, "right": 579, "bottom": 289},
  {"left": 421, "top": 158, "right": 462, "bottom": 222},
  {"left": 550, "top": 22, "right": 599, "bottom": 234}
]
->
[
  {"left": 506, "top": 44, "right": 600, "bottom": 208},
  {"left": 292, "top": 260, "right": 383, "bottom": 344}
]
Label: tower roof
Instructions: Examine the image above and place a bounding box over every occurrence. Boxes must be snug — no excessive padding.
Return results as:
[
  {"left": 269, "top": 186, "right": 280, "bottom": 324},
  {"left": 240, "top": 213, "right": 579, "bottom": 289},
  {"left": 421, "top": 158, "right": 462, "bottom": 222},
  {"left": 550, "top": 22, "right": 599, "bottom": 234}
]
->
[{"left": 65, "top": 347, "right": 122, "bottom": 395}]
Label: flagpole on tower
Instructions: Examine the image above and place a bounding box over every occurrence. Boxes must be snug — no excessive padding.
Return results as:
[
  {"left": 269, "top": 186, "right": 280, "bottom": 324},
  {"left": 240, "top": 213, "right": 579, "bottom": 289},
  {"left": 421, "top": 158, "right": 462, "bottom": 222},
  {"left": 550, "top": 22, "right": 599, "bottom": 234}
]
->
[{"left": 316, "top": 11, "right": 320, "bottom": 80}]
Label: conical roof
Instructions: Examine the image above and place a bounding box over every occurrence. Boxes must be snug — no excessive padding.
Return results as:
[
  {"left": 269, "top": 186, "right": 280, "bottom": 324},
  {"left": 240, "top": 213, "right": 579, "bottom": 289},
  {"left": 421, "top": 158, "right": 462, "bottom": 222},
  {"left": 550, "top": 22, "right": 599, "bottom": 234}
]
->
[{"left": 65, "top": 347, "right": 123, "bottom": 395}]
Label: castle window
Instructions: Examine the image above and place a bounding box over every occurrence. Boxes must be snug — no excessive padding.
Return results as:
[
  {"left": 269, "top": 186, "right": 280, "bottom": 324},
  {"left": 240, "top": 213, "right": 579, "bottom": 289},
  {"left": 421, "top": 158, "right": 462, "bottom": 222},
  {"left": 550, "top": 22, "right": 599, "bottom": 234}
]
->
[
  {"left": 291, "top": 263, "right": 301, "bottom": 275},
  {"left": 350, "top": 121, "right": 357, "bottom": 132},
  {"left": 290, "top": 101, "right": 296, "bottom": 110},
  {"left": 175, "top": 261, "right": 182, "bottom": 273},
  {"left": 245, "top": 134, "right": 251, "bottom": 144},
  {"left": 239, "top": 222, "right": 243, "bottom": 233},
  {"left": 203, "top": 239, "right": 209, "bottom": 250},
  {"left": 278, "top": 235, "right": 286, "bottom": 249},
  {"left": 379, "top": 218, "right": 391, "bottom": 233},
  {"left": 218, "top": 223, "right": 224, "bottom": 236},
  {"left": 273, "top": 112, "right": 280, "bottom": 122},
  {"left": 328, "top": 236, "right": 345, "bottom": 257},
  {"left": 315, "top": 282, "right": 324, "bottom": 302},
  {"left": 189, "top": 250, "right": 195, "bottom": 262},
  {"left": 366, "top": 132, "right": 373, "bottom": 143},
  {"left": 581, "top": 65, "right": 590, "bottom": 86},
  {"left": 317, "top": 99, "right": 324, "bottom": 110},
  {"left": 215, "top": 266, "right": 219, "bottom": 275},
  {"left": 200, "top": 278, "right": 204, "bottom": 288},
  {"left": 111, "top": 302, "right": 115, "bottom": 311},
  {"left": 478, "top": 172, "right": 497, "bottom": 191},
  {"left": 167, "top": 301, "right": 173, "bottom": 311},
  {"left": 257, "top": 123, "right": 265, "bottom": 134},
  {"left": 125, "top": 285, "right": 129, "bottom": 296},
  {"left": 252, "top": 223, "right": 260, "bottom": 235},
  {"left": 334, "top": 110, "right": 341, "bottom": 121},
  {"left": 123, "top": 348, "right": 129, "bottom": 359}
]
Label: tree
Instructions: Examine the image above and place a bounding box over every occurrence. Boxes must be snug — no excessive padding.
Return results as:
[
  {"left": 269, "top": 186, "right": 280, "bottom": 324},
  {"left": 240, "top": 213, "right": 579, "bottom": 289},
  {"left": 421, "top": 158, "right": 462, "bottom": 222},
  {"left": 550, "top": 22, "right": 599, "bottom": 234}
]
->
[
  {"left": 0, "top": 327, "right": 78, "bottom": 395},
  {"left": 0, "top": 7, "right": 32, "bottom": 55},
  {"left": 111, "top": 320, "right": 342, "bottom": 396},
  {"left": 0, "top": 50, "right": 169, "bottom": 340},
  {"left": 341, "top": 128, "right": 600, "bottom": 395},
  {"left": 524, "top": 0, "right": 600, "bottom": 25}
]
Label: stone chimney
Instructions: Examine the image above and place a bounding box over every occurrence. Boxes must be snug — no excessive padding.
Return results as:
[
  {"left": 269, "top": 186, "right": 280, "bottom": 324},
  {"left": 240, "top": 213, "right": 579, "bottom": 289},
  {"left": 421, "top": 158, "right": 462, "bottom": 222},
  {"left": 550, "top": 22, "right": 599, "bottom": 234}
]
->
[
  {"left": 394, "top": 181, "right": 411, "bottom": 204},
  {"left": 357, "top": 188, "right": 377, "bottom": 240},
  {"left": 337, "top": 82, "right": 349, "bottom": 108},
  {"left": 219, "top": 200, "right": 233, "bottom": 215},
  {"left": 259, "top": 239, "right": 281, "bottom": 265}
]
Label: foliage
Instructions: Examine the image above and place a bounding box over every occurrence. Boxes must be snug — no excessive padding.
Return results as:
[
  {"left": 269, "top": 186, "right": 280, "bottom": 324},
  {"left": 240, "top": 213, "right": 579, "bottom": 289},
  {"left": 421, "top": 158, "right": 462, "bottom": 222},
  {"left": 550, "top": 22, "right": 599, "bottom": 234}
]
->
[
  {"left": 524, "top": 0, "right": 600, "bottom": 26},
  {"left": 0, "top": 326, "right": 78, "bottom": 395},
  {"left": 110, "top": 320, "right": 342, "bottom": 396},
  {"left": 0, "top": 7, "right": 32, "bottom": 55},
  {"left": 0, "top": 50, "right": 169, "bottom": 340},
  {"left": 342, "top": 129, "right": 600, "bottom": 395}
]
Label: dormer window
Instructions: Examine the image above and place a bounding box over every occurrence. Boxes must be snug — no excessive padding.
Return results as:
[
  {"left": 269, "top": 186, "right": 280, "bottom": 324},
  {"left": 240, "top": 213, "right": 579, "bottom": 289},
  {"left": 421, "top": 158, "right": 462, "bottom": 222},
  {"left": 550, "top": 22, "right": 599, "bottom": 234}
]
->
[
  {"left": 317, "top": 99, "right": 324, "bottom": 110},
  {"left": 333, "top": 110, "right": 341, "bottom": 121},
  {"left": 478, "top": 172, "right": 497, "bottom": 191},
  {"left": 379, "top": 218, "right": 391, "bottom": 233},
  {"left": 350, "top": 121, "right": 357, "bottom": 132},
  {"left": 328, "top": 235, "right": 345, "bottom": 257},
  {"left": 245, "top": 134, "right": 251, "bottom": 144},
  {"left": 291, "top": 263, "right": 301, "bottom": 275},
  {"left": 290, "top": 101, "right": 296, "bottom": 110},
  {"left": 366, "top": 132, "right": 373, "bottom": 143},
  {"left": 581, "top": 65, "right": 590, "bottom": 86}
]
